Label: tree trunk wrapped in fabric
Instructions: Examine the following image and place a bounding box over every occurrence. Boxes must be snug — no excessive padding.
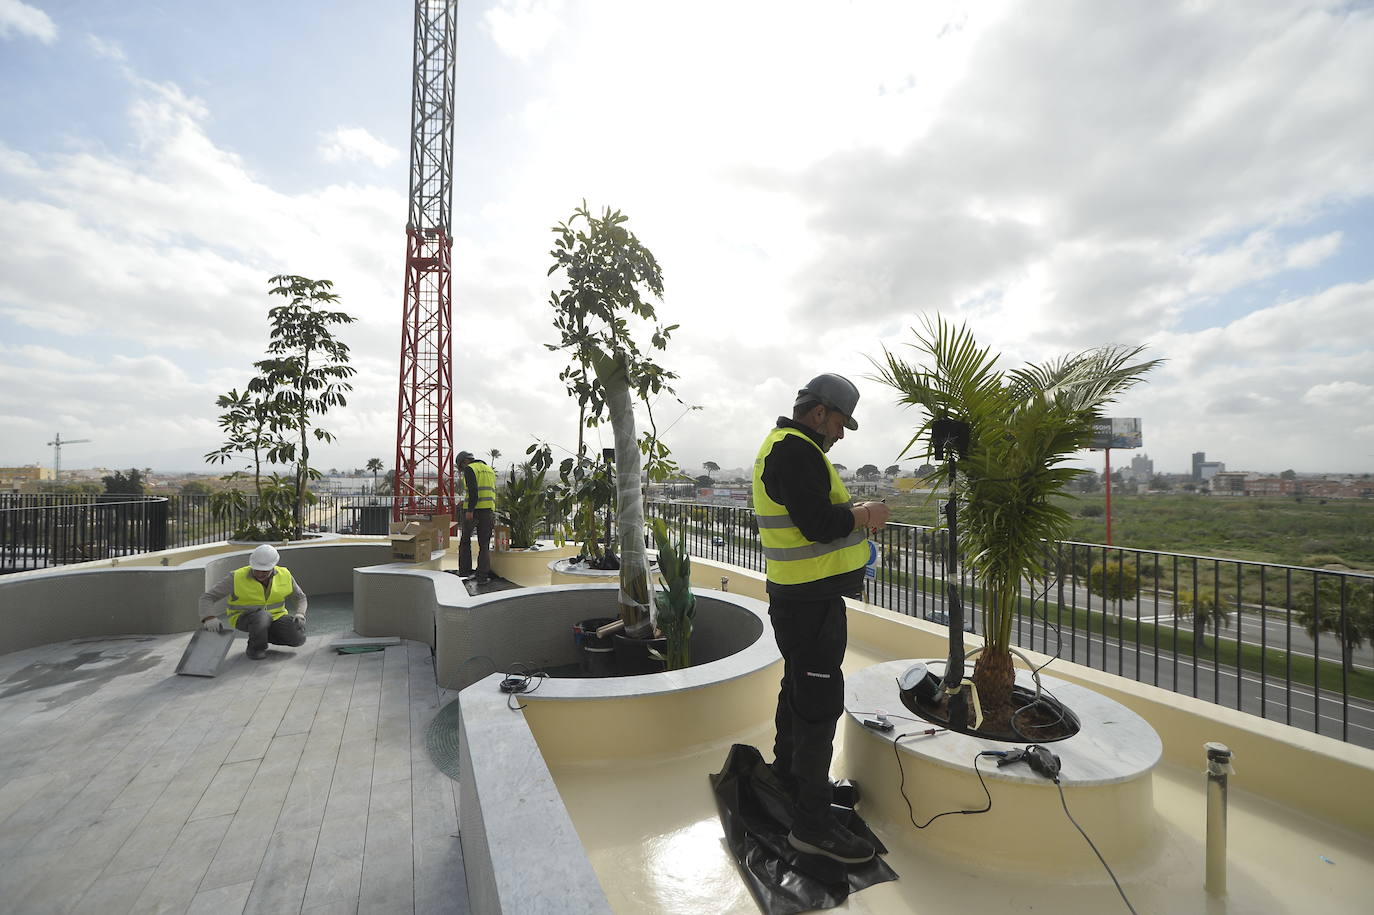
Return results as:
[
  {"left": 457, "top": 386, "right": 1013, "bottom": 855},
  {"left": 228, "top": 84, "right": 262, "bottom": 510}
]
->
[{"left": 589, "top": 348, "right": 654, "bottom": 638}]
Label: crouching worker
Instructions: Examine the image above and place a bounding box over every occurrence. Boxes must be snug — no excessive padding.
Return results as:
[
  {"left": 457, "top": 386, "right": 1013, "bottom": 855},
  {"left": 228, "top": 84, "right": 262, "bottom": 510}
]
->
[{"left": 198, "top": 544, "right": 308, "bottom": 660}]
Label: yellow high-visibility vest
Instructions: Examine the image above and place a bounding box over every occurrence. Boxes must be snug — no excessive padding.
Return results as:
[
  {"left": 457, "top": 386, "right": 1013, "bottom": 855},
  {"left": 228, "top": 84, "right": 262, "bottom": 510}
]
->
[
  {"left": 751, "top": 427, "right": 868, "bottom": 585},
  {"left": 469, "top": 460, "right": 496, "bottom": 510},
  {"left": 225, "top": 565, "right": 295, "bottom": 626}
]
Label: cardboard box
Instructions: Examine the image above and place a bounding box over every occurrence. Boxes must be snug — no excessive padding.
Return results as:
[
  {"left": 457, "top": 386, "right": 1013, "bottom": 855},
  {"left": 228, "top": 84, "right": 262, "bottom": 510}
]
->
[
  {"left": 389, "top": 517, "right": 444, "bottom": 562},
  {"left": 402, "top": 512, "right": 452, "bottom": 551}
]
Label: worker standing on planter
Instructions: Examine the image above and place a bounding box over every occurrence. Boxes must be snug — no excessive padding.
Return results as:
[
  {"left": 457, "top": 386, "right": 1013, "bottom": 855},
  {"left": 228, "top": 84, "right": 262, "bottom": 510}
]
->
[
  {"left": 457, "top": 450, "right": 497, "bottom": 583},
  {"left": 197, "top": 544, "right": 308, "bottom": 660},
  {"left": 751, "top": 373, "right": 891, "bottom": 864}
]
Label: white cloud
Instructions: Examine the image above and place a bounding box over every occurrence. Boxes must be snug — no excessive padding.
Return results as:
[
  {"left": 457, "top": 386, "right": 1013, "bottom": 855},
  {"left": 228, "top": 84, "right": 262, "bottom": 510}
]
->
[
  {"left": 319, "top": 126, "right": 400, "bottom": 169},
  {"left": 0, "top": 0, "right": 55, "bottom": 43},
  {"left": 85, "top": 33, "right": 125, "bottom": 61},
  {"left": 484, "top": 0, "right": 563, "bottom": 62},
  {"left": 1303, "top": 381, "right": 1373, "bottom": 410}
]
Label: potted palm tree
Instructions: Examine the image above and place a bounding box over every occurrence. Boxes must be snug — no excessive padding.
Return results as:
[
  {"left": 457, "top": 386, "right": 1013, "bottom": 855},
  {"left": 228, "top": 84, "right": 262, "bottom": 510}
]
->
[
  {"left": 497, "top": 463, "right": 548, "bottom": 549},
  {"left": 872, "top": 316, "right": 1160, "bottom": 730}
]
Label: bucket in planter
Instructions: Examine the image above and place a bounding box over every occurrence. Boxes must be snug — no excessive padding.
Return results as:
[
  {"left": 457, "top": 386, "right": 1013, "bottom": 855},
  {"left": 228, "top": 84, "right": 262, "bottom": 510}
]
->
[
  {"left": 612, "top": 631, "right": 667, "bottom": 676},
  {"left": 574, "top": 617, "right": 618, "bottom": 676}
]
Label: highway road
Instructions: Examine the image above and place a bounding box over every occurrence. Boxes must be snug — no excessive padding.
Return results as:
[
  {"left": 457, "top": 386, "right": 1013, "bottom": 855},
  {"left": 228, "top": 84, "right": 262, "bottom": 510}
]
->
[{"left": 679, "top": 528, "right": 1374, "bottom": 749}]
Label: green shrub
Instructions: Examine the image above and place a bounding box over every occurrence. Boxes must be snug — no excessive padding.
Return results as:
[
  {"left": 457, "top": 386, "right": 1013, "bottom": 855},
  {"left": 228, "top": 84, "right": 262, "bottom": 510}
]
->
[{"left": 1088, "top": 560, "right": 1139, "bottom": 599}]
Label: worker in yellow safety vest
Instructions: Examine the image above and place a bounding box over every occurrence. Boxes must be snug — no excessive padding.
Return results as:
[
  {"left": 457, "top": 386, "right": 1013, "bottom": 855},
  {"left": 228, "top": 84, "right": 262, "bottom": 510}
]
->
[
  {"left": 751, "top": 373, "right": 890, "bottom": 865},
  {"left": 457, "top": 451, "right": 497, "bottom": 584},
  {"left": 198, "top": 544, "right": 308, "bottom": 660}
]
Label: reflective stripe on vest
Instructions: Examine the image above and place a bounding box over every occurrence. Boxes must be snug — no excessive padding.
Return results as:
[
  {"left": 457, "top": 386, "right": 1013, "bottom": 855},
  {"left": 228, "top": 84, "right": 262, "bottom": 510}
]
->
[
  {"left": 751, "top": 427, "right": 869, "bottom": 585},
  {"left": 226, "top": 565, "right": 294, "bottom": 626},
  {"left": 469, "top": 461, "right": 496, "bottom": 511}
]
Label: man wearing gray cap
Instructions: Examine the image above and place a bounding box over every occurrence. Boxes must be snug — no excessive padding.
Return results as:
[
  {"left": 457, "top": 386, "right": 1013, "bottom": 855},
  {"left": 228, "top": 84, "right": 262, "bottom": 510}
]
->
[
  {"left": 456, "top": 450, "right": 497, "bottom": 583},
  {"left": 751, "top": 373, "right": 891, "bottom": 864}
]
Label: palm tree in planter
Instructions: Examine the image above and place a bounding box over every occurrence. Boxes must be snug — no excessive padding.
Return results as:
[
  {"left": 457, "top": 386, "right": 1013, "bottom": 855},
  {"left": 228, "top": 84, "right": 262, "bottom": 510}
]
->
[
  {"left": 872, "top": 316, "right": 1160, "bottom": 730},
  {"left": 545, "top": 203, "right": 683, "bottom": 640}
]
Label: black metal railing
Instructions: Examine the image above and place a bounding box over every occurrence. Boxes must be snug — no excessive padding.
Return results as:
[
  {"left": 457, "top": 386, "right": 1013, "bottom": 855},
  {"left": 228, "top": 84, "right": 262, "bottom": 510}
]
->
[
  {"left": 0, "top": 492, "right": 405, "bottom": 571},
  {"left": 0, "top": 494, "right": 169, "bottom": 573},
  {"left": 645, "top": 501, "right": 1374, "bottom": 747}
]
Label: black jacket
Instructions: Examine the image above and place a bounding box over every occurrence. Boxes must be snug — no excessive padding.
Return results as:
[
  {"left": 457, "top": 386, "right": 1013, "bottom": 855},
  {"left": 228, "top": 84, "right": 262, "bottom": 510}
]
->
[{"left": 756, "top": 418, "right": 865, "bottom": 600}]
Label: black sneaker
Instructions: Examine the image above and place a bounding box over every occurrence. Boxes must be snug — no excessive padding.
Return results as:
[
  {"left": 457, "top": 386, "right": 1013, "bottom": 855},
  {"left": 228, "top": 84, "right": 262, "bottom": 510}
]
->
[
  {"left": 246, "top": 647, "right": 268, "bottom": 660},
  {"left": 787, "top": 816, "right": 875, "bottom": 864}
]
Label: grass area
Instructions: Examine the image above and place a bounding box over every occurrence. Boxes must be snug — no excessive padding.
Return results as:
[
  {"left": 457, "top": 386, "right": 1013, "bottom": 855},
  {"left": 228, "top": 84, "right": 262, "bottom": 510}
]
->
[{"left": 887, "top": 491, "right": 1374, "bottom": 572}]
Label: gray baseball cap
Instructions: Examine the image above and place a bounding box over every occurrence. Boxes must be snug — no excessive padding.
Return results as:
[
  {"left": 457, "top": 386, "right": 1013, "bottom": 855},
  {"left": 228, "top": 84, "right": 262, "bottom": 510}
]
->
[{"left": 794, "top": 373, "right": 860, "bottom": 430}]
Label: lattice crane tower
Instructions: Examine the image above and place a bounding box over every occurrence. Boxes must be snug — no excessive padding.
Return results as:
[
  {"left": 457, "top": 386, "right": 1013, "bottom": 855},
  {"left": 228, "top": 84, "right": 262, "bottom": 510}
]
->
[{"left": 393, "top": 0, "right": 457, "bottom": 520}]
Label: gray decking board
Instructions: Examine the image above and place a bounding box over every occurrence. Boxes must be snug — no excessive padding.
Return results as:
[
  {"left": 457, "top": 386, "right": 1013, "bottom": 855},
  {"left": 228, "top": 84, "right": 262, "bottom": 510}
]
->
[{"left": 0, "top": 631, "right": 469, "bottom": 914}]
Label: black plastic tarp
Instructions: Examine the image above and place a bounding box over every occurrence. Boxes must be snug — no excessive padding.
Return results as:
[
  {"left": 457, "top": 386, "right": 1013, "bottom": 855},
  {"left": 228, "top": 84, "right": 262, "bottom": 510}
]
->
[{"left": 709, "top": 743, "right": 898, "bottom": 914}]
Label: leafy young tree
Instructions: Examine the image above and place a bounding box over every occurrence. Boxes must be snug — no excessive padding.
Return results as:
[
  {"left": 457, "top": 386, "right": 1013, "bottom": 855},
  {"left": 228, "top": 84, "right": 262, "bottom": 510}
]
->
[
  {"left": 102, "top": 468, "right": 146, "bottom": 495},
  {"left": 544, "top": 203, "right": 681, "bottom": 638},
  {"left": 204, "top": 386, "right": 295, "bottom": 505},
  {"left": 872, "top": 316, "right": 1159, "bottom": 727},
  {"left": 1173, "top": 586, "right": 1232, "bottom": 653},
  {"left": 1295, "top": 578, "right": 1373, "bottom": 673},
  {"left": 248, "top": 275, "right": 357, "bottom": 539}
]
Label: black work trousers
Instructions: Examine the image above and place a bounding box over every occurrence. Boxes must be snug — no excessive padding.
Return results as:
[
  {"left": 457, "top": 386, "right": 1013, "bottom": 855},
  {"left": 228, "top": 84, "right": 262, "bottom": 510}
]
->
[
  {"left": 234, "top": 609, "right": 306, "bottom": 653},
  {"left": 459, "top": 508, "right": 494, "bottom": 577},
  {"left": 769, "top": 594, "right": 847, "bottom": 825}
]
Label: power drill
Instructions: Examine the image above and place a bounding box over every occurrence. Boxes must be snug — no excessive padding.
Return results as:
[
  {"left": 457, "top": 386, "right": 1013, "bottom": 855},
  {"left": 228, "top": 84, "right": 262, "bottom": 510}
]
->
[{"left": 996, "top": 744, "right": 1062, "bottom": 780}]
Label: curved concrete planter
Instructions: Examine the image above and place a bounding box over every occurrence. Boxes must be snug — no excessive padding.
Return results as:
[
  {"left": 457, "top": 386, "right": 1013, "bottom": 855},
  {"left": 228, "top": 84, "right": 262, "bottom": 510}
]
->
[
  {"left": 846, "top": 659, "right": 1163, "bottom": 874},
  {"left": 548, "top": 557, "right": 659, "bottom": 586}
]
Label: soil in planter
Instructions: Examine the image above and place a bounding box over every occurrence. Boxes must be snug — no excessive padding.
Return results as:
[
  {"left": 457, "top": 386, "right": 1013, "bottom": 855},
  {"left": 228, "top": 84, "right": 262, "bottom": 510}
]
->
[{"left": 900, "top": 683, "right": 1081, "bottom": 743}]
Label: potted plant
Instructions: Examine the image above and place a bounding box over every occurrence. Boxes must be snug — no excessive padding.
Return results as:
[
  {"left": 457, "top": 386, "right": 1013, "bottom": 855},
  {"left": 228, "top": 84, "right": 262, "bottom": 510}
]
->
[
  {"left": 541, "top": 202, "right": 685, "bottom": 641},
  {"left": 649, "top": 517, "right": 696, "bottom": 670},
  {"left": 872, "top": 316, "right": 1159, "bottom": 730},
  {"left": 497, "top": 463, "right": 549, "bottom": 549}
]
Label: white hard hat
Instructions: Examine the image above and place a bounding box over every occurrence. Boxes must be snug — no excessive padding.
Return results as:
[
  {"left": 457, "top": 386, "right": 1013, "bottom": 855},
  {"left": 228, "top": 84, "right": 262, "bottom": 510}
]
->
[{"left": 249, "top": 543, "right": 280, "bottom": 570}]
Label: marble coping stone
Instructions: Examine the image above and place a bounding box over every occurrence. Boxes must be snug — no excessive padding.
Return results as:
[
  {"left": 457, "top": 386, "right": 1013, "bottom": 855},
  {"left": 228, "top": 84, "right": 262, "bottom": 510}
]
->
[{"left": 847, "top": 659, "right": 1163, "bottom": 787}]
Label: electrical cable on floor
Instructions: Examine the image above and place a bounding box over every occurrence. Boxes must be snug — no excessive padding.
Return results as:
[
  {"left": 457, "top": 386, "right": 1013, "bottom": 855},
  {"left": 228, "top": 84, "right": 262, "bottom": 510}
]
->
[
  {"left": 891, "top": 737, "right": 998, "bottom": 828},
  {"left": 1054, "top": 776, "right": 1138, "bottom": 914}
]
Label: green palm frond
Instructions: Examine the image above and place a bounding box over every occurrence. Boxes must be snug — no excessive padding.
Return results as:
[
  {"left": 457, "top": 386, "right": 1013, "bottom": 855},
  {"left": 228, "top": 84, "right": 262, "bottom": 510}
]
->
[{"left": 868, "top": 317, "right": 1161, "bottom": 653}]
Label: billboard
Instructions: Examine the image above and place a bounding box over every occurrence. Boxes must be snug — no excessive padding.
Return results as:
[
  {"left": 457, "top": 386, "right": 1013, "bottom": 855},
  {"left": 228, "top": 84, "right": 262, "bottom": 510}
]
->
[{"left": 1090, "top": 417, "right": 1142, "bottom": 450}]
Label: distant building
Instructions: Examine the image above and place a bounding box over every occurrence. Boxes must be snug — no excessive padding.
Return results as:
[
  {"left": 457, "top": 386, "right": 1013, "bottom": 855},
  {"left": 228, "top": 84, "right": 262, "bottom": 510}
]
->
[
  {"left": 1210, "top": 471, "right": 1250, "bottom": 495},
  {"left": 1191, "top": 451, "right": 1206, "bottom": 481},
  {"left": 0, "top": 465, "right": 54, "bottom": 492},
  {"left": 1128, "top": 453, "right": 1153, "bottom": 482},
  {"left": 1199, "top": 462, "right": 1225, "bottom": 482}
]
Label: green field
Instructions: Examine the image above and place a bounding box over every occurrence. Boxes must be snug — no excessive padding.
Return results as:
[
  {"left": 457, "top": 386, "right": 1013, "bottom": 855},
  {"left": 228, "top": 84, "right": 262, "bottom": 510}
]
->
[{"left": 888, "top": 491, "right": 1374, "bottom": 572}]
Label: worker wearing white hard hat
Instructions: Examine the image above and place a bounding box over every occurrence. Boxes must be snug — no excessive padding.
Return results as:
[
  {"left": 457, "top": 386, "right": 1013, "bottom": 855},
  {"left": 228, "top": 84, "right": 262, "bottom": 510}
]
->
[{"left": 198, "top": 543, "right": 309, "bottom": 660}]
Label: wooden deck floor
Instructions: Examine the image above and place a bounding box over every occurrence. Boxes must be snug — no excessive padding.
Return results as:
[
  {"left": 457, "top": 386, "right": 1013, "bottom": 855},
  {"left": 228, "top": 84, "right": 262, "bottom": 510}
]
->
[{"left": 0, "top": 629, "right": 468, "bottom": 914}]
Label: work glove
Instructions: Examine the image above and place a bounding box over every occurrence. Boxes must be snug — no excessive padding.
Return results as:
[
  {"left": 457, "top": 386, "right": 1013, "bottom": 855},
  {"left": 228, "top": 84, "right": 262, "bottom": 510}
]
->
[
  {"left": 291, "top": 613, "right": 306, "bottom": 630},
  {"left": 201, "top": 617, "right": 227, "bottom": 633}
]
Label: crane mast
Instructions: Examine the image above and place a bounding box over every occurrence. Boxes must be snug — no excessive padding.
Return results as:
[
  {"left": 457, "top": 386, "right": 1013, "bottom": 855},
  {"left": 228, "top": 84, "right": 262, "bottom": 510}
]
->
[{"left": 393, "top": 0, "right": 457, "bottom": 520}]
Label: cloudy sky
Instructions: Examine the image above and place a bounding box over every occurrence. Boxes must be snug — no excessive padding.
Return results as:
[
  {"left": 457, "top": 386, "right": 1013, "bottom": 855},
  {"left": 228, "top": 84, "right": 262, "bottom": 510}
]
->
[{"left": 2, "top": 0, "right": 1372, "bottom": 482}]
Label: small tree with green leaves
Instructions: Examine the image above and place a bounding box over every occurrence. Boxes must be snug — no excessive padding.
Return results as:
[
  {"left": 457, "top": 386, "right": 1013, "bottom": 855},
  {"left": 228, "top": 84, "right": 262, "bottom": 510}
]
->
[
  {"left": 543, "top": 203, "right": 682, "bottom": 639},
  {"left": 247, "top": 275, "right": 356, "bottom": 538},
  {"left": 1174, "top": 586, "right": 1232, "bottom": 653},
  {"left": 1295, "top": 578, "right": 1373, "bottom": 673}
]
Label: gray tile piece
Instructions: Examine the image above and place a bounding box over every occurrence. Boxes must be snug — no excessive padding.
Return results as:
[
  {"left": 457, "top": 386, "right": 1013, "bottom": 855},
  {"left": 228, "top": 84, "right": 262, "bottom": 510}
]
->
[
  {"left": 187, "top": 878, "right": 254, "bottom": 915},
  {"left": 69, "top": 865, "right": 157, "bottom": 915},
  {"left": 242, "top": 824, "right": 320, "bottom": 915},
  {"left": 127, "top": 812, "right": 235, "bottom": 915}
]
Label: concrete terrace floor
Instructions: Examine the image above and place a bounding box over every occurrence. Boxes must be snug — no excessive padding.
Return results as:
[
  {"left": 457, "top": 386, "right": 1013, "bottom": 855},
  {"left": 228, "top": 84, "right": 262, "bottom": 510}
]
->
[{"left": 0, "top": 613, "right": 467, "bottom": 914}]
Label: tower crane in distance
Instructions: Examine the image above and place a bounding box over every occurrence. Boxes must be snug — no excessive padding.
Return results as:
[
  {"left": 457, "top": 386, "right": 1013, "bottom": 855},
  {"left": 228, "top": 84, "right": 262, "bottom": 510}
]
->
[{"left": 47, "top": 432, "right": 92, "bottom": 483}]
